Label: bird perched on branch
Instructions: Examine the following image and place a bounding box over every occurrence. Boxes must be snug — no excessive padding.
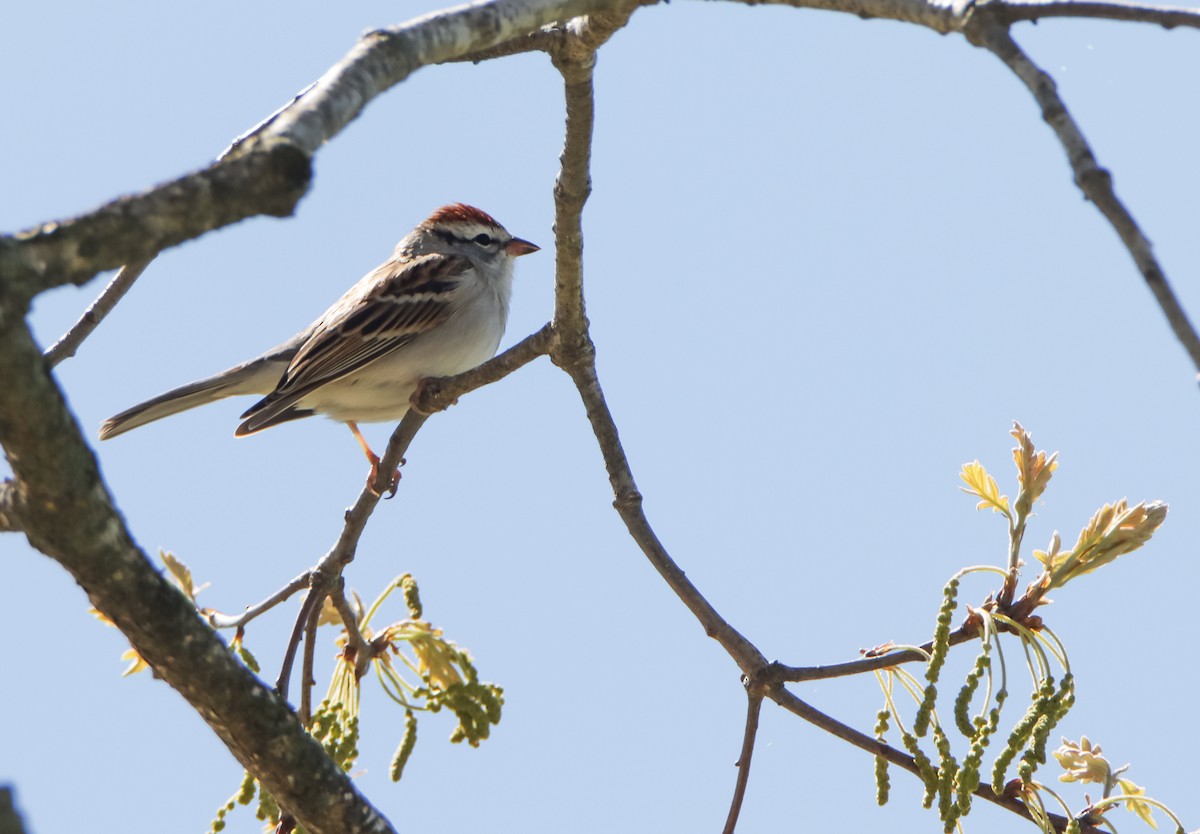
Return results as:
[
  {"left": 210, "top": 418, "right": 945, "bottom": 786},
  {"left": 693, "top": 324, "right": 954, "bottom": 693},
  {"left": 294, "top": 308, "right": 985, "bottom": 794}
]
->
[{"left": 100, "top": 203, "right": 539, "bottom": 494}]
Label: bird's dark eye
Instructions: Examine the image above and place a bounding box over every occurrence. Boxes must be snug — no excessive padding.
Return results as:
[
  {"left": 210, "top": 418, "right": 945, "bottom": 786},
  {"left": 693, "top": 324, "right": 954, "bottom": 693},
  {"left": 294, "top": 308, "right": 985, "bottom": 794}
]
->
[{"left": 472, "top": 233, "right": 494, "bottom": 246}]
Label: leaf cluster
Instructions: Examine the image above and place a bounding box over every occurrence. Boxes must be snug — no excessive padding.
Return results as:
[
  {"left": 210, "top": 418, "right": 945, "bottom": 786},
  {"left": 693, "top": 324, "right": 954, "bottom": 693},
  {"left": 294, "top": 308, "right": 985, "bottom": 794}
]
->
[{"left": 873, "top": 424, "right": 1177, "bottom": 833}]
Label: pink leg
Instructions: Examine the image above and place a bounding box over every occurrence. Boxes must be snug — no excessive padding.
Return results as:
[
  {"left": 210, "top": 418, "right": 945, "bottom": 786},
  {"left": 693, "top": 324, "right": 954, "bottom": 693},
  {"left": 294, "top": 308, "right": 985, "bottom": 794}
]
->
[{"left": 347, "top": 421, "right": 399, "bottom": 497}]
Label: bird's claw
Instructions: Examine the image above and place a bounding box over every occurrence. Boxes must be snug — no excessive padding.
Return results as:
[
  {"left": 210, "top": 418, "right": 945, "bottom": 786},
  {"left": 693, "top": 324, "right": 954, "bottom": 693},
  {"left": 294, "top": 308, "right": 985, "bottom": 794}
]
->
[{"left": 367, "top": 459, "right": 401, "bottom": 498}]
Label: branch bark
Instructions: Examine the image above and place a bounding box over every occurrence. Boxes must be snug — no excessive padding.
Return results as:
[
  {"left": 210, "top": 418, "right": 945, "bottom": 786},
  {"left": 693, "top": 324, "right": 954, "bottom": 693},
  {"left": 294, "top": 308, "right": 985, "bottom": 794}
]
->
[
  {"left": 5, "top": 0, "right": 1196, "bottom": 831},
  {"left": 0, "top": 788, "right": 28, "bottom": 834},
  {"left": 208, "top": 570, "right": 313, "bottom": 630},
  {"left": 0, "top": 312, "right": 393, "bottom": 834},
  {"left": 1, "top": 0, "right": 641, "bottom": 302},
  {"left": 722, "top": 690, "right": 764, "bottom": 834},
  {"left": 43, "top": 257, "right": 154, "bottom": 366},
  {"left": 968, "top": 19, "right": 1200, "bottom": 376},
  {"left": 769, "top": 687, "right": 1104, "bottom": 834},
  {"left": 986, "top": 0, "right": 1200, "bottom": 27},
  {"left": 0, "top": 145, "right": 309, "bottom": 299}
]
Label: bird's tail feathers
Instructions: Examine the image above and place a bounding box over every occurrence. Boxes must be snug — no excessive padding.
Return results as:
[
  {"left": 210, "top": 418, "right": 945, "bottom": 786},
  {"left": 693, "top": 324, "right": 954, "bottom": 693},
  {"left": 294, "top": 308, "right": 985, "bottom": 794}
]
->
[
  {"left": 235, "top": 386, "right": 317, "bottom": 437},
  {"left": 98, "top": 359, "right": 281, "bottom": 440}
]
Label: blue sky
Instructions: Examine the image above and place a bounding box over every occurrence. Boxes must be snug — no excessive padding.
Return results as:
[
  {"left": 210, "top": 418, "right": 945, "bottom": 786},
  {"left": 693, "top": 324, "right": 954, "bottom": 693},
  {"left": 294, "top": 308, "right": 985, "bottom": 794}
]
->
[{"left": 3, "top": 2, "right": 1198, "bottom": 832}]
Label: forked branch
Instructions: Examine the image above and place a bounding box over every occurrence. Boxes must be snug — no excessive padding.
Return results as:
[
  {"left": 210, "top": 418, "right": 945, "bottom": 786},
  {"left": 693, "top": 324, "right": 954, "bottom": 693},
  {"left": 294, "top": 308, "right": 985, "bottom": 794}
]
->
[{"left": 4, "top": 0, "right": 1196, "bottom": 830}]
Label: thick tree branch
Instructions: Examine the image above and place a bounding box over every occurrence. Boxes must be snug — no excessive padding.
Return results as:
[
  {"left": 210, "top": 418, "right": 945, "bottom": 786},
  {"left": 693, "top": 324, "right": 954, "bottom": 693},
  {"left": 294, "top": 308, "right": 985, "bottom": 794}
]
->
[
  {"left": 0, "top": 481, "right": 21, "bottom": 533},
  {"left": 0, "top": 313, "right": 393, "bottom": 834},
  {"left": 253, "top": 0, "right": 643, "bottom": 158},
  {"left": 2, "top": 0, "right": 644, "bottom": 301},
  {"left": 987, "top": 0, "right": 1200, "bottom": 28},
  {"left": 0, "top": 144, "right": 309, "bottom": 300},
  {"left": 0, "top": 787, "right": 28, "bottom": 834},
  {"left": 449, "top": 2, "right": 652, "bottom": 63},
  {"left": 6, "top": 1, "right": 1194, "bottom": 831}
]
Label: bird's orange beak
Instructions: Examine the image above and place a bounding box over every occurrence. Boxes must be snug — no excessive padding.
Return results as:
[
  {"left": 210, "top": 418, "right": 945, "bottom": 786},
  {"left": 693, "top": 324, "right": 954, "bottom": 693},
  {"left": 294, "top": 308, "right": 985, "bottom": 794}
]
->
[{"left": 506, "top": 237, "right": 540, "bottom": 257}]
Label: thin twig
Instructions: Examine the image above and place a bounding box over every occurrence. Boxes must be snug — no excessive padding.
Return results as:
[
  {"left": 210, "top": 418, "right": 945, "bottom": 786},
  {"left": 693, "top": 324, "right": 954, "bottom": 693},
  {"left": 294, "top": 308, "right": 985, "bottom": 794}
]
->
[
  {"left": 44, "top": 257, "right": 154, "bottom": 366},
  {"left": 332, "top": 584, "right": 372, "bottom": 681},
  {"left": 562, "top": 357, "right": 769, "bottom": 672},
  {"left": 299, "top": 594, "right": 322, "bottom": 725},
  {"left": 277, "top": 584, "right": 325, "bottom": 699},
  {"left": 219, "top": 83, "right": 317, "bottom": 160},
  {"left": 970, "top": 20, "right": 1200, "bottom": 377},
  {"left": 275, "top": 327, "right": 554, "bottom": 702},
  {"left": 549, "top": 44, "right": 767, "bottom": 674},
  {"left": 544, "top": 15, "right": 1113, "bottom": 834},
  {"left": 410, "top": 324, "right": 553, "bottom": 415},
  {"left": 722, "top": 689, "right": 764, "bottom": 834},
  {"left": 768, "top": 687, "right": 1102, "bottom": 834},
  {"left": 766, "top": 621, "right": 981, "bottom": 683},
  {"left": 548, "top": 25, "right": 597, "bottom": 336},
  {"left": 208, "top": 570, "right": 312, "bottom": 630}
]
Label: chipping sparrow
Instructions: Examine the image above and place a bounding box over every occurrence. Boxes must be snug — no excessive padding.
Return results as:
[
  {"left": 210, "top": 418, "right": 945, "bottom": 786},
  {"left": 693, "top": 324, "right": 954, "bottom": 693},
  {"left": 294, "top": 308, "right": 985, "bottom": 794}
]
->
[{"left": 100, "top": 203, "right": 539, "bottom": 491}]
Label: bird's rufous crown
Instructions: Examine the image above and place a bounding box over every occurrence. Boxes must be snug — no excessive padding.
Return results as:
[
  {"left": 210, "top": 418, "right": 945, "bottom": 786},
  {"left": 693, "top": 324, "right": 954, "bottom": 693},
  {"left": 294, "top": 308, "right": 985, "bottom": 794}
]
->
[{"left": 424, "top": 203, "right": 501, "bottom": 228}]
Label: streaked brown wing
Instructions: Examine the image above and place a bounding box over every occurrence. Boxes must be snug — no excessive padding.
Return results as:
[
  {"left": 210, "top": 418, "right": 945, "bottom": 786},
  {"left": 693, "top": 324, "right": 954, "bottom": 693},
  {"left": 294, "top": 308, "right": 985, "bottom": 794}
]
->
[
  {"left": 276, "top": 253, "right": 467, "bottom": 396},
  {"left": 235, "top": 253, "right": 468, "bottom": 434}
]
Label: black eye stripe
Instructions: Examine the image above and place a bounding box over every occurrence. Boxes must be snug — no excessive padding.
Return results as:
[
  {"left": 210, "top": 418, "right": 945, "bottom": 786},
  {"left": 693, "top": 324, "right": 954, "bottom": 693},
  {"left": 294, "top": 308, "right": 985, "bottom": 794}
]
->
[{"left": 434, "top": 228, "right": 498, "bottom": 247}]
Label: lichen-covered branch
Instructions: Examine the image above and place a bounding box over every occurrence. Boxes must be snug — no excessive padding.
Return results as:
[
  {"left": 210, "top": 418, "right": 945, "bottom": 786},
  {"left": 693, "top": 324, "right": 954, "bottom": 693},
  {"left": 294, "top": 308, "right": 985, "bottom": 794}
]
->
[
  {"left": 0, "top": 0, "right": 640, "bottom": 302},
  {"left": 0, "top": 144, "right": 309, "bottom": 300},
  {"left": 4, "top": 0, "right": 1197, "bottom": 831},
  {"left": 255, "top": 0, "right": 636, "bottom": 158},
  {"left": 0, "top": 482, "right": 20, "bottom": 534},
  {"left": 0, "top": 312, "right": 394, "bottom": 834}
]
